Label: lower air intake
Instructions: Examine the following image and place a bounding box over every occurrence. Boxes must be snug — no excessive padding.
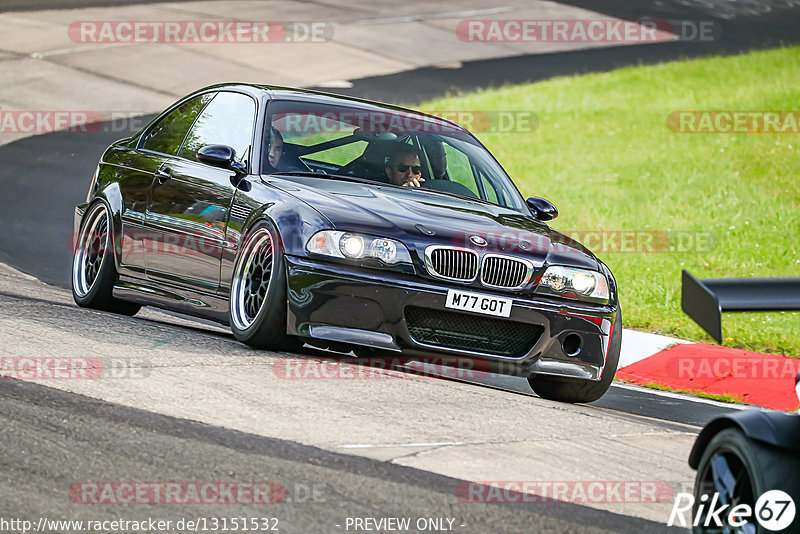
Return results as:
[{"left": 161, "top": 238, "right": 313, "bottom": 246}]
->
[{"left": 404, "top": 306, "right": 543, "bottom": 357}]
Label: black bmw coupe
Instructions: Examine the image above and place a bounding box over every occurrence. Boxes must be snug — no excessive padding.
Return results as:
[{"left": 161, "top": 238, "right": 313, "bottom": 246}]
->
[{"left": 72, "top": 83, "right": 621, "bottom": 403}]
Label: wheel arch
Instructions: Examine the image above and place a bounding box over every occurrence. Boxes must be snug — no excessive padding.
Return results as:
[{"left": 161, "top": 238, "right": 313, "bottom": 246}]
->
[
  {"left": 689, "top": 410, "right": 800, "bottom": 469},
  {"left": 81, "top": 187, "right": 124, "bottom": 271},
  {"left": 238, "top": 197, "right": 329, "bottom": 258},
  {"left": 238, "top": 203, "right": 284, "bottom": 252},
  {"left": 235, "top": 205, "right": 297, "bottom": 292}
]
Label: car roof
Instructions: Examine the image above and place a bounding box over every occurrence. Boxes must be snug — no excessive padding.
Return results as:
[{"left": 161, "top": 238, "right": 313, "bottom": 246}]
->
[{"left": 193, "top": 82, "right": 467, "bottom": 133}]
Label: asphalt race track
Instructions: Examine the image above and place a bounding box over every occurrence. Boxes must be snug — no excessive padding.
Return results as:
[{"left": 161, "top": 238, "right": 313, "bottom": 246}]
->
[
  {"left": 0, "top": 116, "right": 156, "bottom": 289},
  {"left": 0, "top": 268, "right": 711, "bottom": 532},
  {"left": 0, "top": 378, "right": 683, "bottom": 533}
]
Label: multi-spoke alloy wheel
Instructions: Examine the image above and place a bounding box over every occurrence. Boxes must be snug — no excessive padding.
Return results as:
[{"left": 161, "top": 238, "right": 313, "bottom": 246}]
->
[
  {"left": 71, "top": 201, "right": 140, "bottom": 315},
  {"left": 229, "top": 221, "right": 298, "bottom": 351},
  {"left": 231, "top": 229, "right": 273, "bottom": 330},
  {"left": 73, "top": 203, "right": 110, "bottom": 297}
]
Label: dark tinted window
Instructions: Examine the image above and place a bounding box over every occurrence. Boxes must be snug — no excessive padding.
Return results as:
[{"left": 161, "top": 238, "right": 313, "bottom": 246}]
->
[
  {"left": 179, "top": 92, "right": 256, "bottom": 164},
  {"left": 141, "top": 93, "right": 214, "bottom": 155},
  {"left": 263, "top": 100, "right": 525, "bottom": 211}
]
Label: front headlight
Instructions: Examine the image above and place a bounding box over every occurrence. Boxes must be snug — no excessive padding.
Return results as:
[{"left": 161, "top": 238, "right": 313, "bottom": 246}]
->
[
  {"left": 536, "top": 266, "right": 609, "bottom": 302},
  {"left": 306, "top": 230, "right": 412, "bottom": 265}
]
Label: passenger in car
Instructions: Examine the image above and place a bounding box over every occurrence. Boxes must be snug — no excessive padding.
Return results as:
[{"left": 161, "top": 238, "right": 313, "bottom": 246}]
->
[
  {"left": 385, "top": 145, "right": 426, "bottom": 188},
  {"left": 265, "top": 127, "right": 309, "bottom": 173},
  {"left": 267, "top": 128, "right": 284, "bottom": 169}
]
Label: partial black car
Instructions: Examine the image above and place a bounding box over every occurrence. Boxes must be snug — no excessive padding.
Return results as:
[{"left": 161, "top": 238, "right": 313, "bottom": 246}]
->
[
  {"left": 72, "top": 83, "right": 621, "bottom": 403},
  {"left": 688, "top": 371, "right": 800, "bottom": 533}
]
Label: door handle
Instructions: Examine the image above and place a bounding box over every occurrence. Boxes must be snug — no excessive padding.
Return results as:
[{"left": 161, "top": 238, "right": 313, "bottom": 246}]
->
[{"left": 155, "top": 167, "right": 172, "bottom": 183}]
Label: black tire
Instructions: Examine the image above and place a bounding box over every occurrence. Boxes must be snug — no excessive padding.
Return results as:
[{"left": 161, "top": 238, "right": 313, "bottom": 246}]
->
[
  {"left": 229, "top": 220, "right": 300, "bottom": 352},
  {"left": 528, "top": 307, "right": 621, "bottom": 403},
  {"left": 693, "top": 427, "right": 800, "bottom": 533},
  {"left": 71, "top": 201, "right": 141, "bottom": 316}
]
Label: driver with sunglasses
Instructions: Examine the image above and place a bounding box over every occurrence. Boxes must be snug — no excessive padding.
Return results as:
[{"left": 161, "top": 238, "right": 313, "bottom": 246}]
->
[{"left": 385, "top": 146, "right": 426, "bottom": 188}]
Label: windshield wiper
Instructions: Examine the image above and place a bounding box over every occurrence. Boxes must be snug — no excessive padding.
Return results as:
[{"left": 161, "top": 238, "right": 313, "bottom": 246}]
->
[{"left": 399, "top": 184, "right": 485, "bottom": 204}]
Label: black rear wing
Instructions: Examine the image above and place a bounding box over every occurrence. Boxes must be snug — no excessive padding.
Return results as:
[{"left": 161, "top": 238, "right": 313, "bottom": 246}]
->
[{"left": 681, "top": 269, "right": 800, "bottom": 343}]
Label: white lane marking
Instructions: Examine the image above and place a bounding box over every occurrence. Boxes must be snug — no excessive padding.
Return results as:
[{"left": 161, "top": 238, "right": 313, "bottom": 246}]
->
[
  {"left": 618, "top": 328, "right": 693, "bottom": 369},
  {"left": 31, "top": 41, "right": 139, "bottom": 59},
  {"left": 342, "top": 441, "right": 463, "bottom": 449},
  {"left": 315, "top": 80, "right": 354, "bottom": 88}
]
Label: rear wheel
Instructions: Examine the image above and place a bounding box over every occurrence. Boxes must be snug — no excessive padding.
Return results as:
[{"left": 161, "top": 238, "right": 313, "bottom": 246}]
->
[
  {"left": 72, "top": 202, "right": 141, "bottom": 315},
  {"left": 229, "top": 221, "right": 300, "bottom": 352},
  {"left": 528, "top": 307, "right": 621, "bottom": 403}
]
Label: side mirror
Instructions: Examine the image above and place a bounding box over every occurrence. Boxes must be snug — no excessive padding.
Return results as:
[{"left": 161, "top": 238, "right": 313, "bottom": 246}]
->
[
  {"left": 526, "top": 196, "right": 558, "bottom": 221},
  {"left": 197, "top": 145, "right": 246, "bottom": 174}
]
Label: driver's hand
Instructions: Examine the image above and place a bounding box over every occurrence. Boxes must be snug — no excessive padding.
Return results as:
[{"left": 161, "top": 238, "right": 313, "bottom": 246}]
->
[{"left": 402, "top": 176, "right": 425, "bottom": 187}]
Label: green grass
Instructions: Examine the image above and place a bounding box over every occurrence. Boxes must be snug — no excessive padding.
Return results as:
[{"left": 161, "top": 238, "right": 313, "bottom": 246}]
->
[{"left": 418, "top": 46, "right": 800, "bottom": 357}]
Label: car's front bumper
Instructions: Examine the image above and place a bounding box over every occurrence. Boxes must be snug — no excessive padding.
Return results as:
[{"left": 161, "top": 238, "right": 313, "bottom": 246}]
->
[{"left": 285, "top": 255, "right": 619, "bottom": 381}]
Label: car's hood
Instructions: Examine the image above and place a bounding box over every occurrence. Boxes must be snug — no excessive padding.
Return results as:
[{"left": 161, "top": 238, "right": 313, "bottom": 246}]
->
[{"left": 265, "top": 176, "right": 600, "bottom": 270}]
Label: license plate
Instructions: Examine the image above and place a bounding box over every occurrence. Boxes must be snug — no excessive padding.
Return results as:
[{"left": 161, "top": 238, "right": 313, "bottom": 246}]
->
[{"left": 445, "top": 289, "right": 513, "bottom": 318}]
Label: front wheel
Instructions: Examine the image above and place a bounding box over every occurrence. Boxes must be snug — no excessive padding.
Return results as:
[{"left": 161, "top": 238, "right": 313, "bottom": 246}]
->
[
  {"left": 528, "top": 307, "right": 621, "bottom": 403},
  {"left": 693, "top": 427, "right": 800, "bottom": 533},
  {"left": 229, "top": 221, "right": 300, "bottom": 352},
  {"left": 71, "top": 201, "right": 140, "bottom": 316}
]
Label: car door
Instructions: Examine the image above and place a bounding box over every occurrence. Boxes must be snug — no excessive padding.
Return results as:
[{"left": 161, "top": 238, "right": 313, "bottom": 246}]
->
[
  {"left": 117, "top": 92, "right": 215, "bottom": 275},
  {"left": 144, "top": 91, "right": 257, "bottom": 292}
]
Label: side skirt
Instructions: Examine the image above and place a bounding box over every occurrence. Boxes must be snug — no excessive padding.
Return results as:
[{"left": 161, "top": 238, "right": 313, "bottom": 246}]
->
[{"left": 113, "top": 276, "right": 230, "bottom": 325}]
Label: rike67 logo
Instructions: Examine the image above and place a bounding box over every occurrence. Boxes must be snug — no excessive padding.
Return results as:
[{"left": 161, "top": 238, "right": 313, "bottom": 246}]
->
[{"left": 669, "top": 490, "right": 796, "bottom": 531}]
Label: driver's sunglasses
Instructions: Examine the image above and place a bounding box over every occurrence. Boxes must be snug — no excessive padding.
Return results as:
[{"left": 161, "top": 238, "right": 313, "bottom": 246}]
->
[{"left": 395, "top": 164, "right": 422, "bottom": 174}]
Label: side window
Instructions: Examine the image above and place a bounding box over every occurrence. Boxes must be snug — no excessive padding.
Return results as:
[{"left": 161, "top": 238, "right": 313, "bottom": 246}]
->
[
  {"left": 479, "top": 168, "right": 500, "bottom": 204},
  {"left": 179, "top": 92, "right": 256, "bottom": 164},
  {"left": 443, "top": 143, "right": 480, "bottom": 197},
  {"left": 478, "top": 166, "right": 518, "bottom": 208},
  {"left": 141, "top": 94, "right": 214, "bottom": 155}
]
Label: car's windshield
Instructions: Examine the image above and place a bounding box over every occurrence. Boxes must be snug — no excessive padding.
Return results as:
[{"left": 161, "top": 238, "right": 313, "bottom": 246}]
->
[{"left": 262, "top": 100, "right": 526, "bottom": 211}]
